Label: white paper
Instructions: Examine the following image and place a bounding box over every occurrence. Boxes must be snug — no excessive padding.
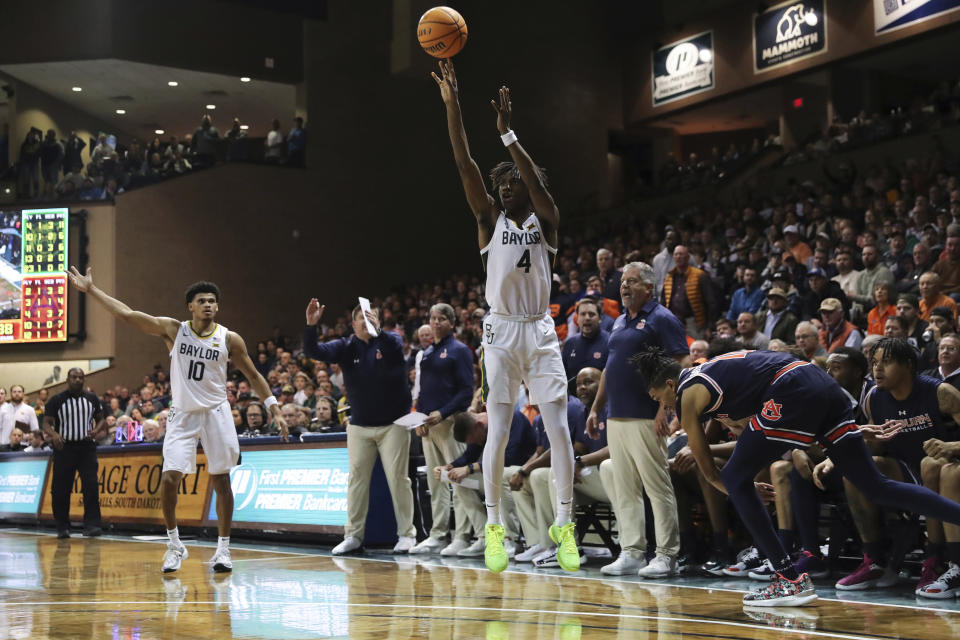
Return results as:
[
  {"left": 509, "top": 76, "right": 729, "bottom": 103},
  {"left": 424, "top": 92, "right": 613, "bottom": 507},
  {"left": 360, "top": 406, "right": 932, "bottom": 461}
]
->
[
  {"left": 358, "top": 296, "right": 378, "bottom": 336},
  {"left": 396, "top": 412, "right": 428, "bottom": 430},
  {"left": 441, "top": 468, "right": 480, "bottom": 490}
]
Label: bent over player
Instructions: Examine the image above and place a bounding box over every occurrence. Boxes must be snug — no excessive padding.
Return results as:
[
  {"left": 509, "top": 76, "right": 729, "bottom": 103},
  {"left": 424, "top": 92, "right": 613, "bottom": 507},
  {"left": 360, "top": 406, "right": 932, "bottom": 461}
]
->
[
  {"left": 433, "top": 58, "right": 578, "bottom": 573},
  {"left": 67, "top": 267, "right": 287, "bottom": 573},
  {"left": 636, "top": 343, "right": 960, "bottom": 606}
]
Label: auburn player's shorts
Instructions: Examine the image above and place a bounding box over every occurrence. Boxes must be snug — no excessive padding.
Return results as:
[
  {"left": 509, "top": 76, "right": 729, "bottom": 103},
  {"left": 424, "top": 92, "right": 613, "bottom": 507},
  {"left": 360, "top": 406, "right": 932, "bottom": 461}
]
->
[
  {"left": 163, "top": 400, "right": 240, "bottom": 475},
  {"left": 480, "top": 313, "right": 567, "bottom": 406},
  {"left": 749, "top": 361, "right": 860, "bottom": 450}
]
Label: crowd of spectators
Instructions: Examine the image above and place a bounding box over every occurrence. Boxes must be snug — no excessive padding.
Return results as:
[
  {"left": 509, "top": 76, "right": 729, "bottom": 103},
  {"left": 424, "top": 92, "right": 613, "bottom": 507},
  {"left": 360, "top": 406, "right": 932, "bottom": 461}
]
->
[
  {"left": 783, "top": 78, "right": 960, "bottom": 167},
  {"left": 656, "top": 133, "right": 782, "bottom": 194},
  {"left": 7, "top": 85, "right": 960, "bottom": 597},
  {"left": 4, "top": 115, "right": 308, "bottom": 203}
]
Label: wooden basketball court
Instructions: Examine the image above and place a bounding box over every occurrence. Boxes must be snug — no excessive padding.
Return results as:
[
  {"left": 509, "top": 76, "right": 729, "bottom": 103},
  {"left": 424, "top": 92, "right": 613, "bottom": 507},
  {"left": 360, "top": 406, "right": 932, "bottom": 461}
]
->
[{"left": 1, "top": 529, "right": 958, "bottom": 639}]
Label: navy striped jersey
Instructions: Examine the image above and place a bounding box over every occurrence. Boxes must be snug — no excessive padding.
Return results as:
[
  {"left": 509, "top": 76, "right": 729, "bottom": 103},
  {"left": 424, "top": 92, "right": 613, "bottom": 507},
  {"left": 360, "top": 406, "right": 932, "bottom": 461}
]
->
[
  {"left": 864, "top": 375, "right": 944, "bottom": 472},
  {"left": 675, "top": 350, "right": 800, "bottom": 423}
]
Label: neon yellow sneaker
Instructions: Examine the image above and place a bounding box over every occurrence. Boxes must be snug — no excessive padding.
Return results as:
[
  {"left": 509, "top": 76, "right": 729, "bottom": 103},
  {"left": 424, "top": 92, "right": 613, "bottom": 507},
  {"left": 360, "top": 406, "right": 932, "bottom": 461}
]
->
[
  {"left": 485, "top": 620, "right": 510, "bottom": 640},
  {"left": 549, "top": 522, "right": 580, "bottom": 572},
  {"left": 485, "top": 524, "right": 509, "bottom": 573}
]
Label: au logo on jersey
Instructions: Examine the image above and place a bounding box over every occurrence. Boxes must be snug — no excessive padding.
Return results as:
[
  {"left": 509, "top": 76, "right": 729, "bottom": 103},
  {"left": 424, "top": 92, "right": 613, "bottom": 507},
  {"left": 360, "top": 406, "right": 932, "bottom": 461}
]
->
[
  {"left": 440, "top": 348, "right": 448, "bottom": 359},
  {"left": 760, "top": 399, "right": 783, "bottom": 421},
  {"left": 635, "top": 319, "right": 647, "bottom": 330},
  {"left": 375, "top": 349, "right": 382, "bottom": 360}
]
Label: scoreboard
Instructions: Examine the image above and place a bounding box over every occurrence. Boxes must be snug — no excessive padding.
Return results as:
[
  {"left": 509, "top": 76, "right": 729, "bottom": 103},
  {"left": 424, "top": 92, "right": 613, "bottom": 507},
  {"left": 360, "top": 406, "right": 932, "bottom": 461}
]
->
[{"left": 0, "top": 208, "right": 68, "bottom": 343}]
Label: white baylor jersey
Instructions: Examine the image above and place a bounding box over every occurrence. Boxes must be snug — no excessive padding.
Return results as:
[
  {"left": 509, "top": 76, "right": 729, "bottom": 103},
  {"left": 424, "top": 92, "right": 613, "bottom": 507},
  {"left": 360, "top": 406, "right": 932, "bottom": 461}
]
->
[
  {"left": 170, "top": 321, "right": 229, "bottom": 412},
  {"left": 481, "top": 212, "right": 556, "bottom": 316}
]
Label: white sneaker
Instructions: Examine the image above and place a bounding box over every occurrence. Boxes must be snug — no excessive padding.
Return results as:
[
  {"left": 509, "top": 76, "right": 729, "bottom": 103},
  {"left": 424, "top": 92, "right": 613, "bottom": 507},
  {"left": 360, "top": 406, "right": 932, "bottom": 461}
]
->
[
  {"left": 601, "top": 552, "right": 647, "bottom": 576},
  {"left": 162, "top": 543, "right": 188, "bottom": 573},
  {"left": 531, "top": 546, "right": 558, "bottom": 565},
  {"left": 637, "top": 554, "right": 679, "bottom": 578},
  {"left": 332, "top": 536, "right": 362, "bottom": 556},
  {"left": 440, "top": 538, "right": 471, "bottom": 556},
  {"left": 409, "top": 537, "right": 445, "bottom": 555},
  {"left": 515, "top": 544, "right": 545, "bottom": 563},
  {"left": 457, "top": 537, "right": 486, "bottom": 557},
  {"left": 504, "top": 539, "right": 518, "bottom": 559},
  {"left": 392, "top": 536, "right": 416, "bottom": 553},
  {"left": 210, "top": 547, "right": 232, "bottom": 572},
  {"left": 748, "top": 559, "right": 777, "bottom": 581}
]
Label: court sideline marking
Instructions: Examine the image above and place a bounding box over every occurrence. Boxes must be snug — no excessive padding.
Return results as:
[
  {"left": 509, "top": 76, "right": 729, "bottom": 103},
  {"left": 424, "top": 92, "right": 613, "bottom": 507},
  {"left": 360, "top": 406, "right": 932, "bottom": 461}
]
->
[
  {"left": 4, "top": 529, "right": 959, "bottom": 616},
  {"left": 0, "top": 600, "right": 892, "bottom": 640}
]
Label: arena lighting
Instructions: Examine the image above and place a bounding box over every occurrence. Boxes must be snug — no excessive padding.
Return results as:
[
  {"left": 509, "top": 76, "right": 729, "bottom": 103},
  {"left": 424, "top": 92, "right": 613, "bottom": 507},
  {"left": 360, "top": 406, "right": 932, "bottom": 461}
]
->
[
  {"left": 805, "top": 11, "right": 818, "bottom": 26},
  {"left": 71, "top": 86, "right": 82, "bottom": 92},
  {"left": 239, "top": 125, "right": 249, "bottom": 130},
  {"left": 240, "top": 77, "right": 251, "bottom": 82},
  {"left": 155, "top": 129, "right": 165, "bottom": 135},
  {"left": 167, "top": 81, "right": 178, "bottom": 87},
  {"left": 699, "top": 49, "right": 713, "bottom": 63},
  {"left": 115, "top": 109, "right": 126, "bottom": 114},
  {"left": 206, "top": 104, "right": 216, "bottom": 110}
]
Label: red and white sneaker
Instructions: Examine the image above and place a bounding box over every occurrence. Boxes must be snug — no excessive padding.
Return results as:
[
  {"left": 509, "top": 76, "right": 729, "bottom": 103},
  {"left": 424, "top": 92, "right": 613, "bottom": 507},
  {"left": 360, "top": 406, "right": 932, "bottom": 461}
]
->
[
  {"left": 834, "top": 555, "right": 898, "bottom": 591},
  {"left": 917, "top": 556, "right": 942, "bottom": 592},
  {"left": 742, "top": 572, "right": 818, "bottom": 607},
  {"left": 916, "top": 563, "right": 960, "bottom": 599},
  {"left": 723, "top": 546, "right": 762, "bottom": 578}
]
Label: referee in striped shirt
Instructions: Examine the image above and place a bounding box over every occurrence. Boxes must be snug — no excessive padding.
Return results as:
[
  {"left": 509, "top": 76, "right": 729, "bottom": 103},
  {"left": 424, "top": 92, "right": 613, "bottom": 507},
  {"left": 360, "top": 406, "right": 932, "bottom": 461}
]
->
[{"left": 42, "top": 368, "right": 106, "bottom": 538}]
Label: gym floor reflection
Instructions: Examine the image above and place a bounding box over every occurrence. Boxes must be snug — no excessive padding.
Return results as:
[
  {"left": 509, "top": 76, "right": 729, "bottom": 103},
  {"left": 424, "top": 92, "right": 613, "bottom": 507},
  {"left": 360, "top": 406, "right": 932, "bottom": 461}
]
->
[{"left": 0, "top": 530, "right": 958, "bottom": 639}]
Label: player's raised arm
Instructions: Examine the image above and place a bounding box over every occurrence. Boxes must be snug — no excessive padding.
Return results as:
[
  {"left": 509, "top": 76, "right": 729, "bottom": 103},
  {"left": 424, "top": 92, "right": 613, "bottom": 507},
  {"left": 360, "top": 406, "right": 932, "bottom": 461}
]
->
[
  {"left": 432, "top": 59, "right": 497, "bottom": 235},
  {"left": 67, "top": 266, "right": 179, "bottom": 340},
  {"left": 491, "top": 85, "right": 559, "bottom": 233},
  {"left": 227, "top": 331, "right": 288, "bottom": 442}
]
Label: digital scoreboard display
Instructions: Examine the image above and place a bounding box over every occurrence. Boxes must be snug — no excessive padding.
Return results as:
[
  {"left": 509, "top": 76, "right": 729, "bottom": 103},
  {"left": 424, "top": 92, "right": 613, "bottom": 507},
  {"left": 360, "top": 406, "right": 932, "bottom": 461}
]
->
[{"left": 0, "top": 208, "right": 68, "bottom": 343}]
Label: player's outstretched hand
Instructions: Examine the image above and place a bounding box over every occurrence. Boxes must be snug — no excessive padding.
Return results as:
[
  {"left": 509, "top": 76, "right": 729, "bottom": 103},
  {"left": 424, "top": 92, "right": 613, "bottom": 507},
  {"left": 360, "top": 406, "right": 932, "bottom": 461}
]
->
[
  {"left": 431, "top": 59, "right": 458, "bottom": 104},
  {"left": 67, "top": 266, "right": 93, "bottom": 292},
  {"left": 812, "top": 458, "right": 835, "bottom": 491},
  {"left": 305, "top": 298, "right": 325, "bottom": 326},
  {"left": 490, "top": 85, "right": 512, "bottom": 135},
  {"left": 275, "top": 415, "right": 289, "bottom": 443},
  {"left": 585, "top": 411, "right": 603, "bottom": 440},
  {"left": 755, "top": 482, "right": 775, "bottom": 504}
]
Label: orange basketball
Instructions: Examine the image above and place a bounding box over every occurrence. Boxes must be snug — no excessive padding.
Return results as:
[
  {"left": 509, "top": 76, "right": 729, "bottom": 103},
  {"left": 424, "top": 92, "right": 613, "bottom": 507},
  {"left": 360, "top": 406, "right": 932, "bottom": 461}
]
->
[{"left": 418, "top": 6, "right": 467, "bottom": 58}]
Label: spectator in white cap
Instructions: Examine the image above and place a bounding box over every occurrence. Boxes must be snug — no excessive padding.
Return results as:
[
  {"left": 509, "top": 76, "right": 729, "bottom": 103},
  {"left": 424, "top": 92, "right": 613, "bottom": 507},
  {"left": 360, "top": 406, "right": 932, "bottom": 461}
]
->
[
  {"left": 783, "top": 224, "right": 812, "bottom": 265},
  {"left": 818, "top": 297, "right": 863, "bottom": 353}
]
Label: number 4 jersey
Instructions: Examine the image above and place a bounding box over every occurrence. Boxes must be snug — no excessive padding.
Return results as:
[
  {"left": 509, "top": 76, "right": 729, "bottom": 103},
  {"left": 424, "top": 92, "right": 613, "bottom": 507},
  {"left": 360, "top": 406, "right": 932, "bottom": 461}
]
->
[
  {"left": 481, "top": 212, "right": 555, "bottom": 317},
  {"left": 170, "top": 321, "right": 229, "bottom": 412}
]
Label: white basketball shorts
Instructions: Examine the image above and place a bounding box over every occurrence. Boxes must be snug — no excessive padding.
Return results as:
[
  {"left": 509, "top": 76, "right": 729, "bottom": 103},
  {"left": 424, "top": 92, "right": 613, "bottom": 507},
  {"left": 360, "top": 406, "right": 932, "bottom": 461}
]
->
[
  {"left": 163, "top": 400, "right": 240, "bottom": 475},
  {"left": 480, "top": 313, "right": 567, "bottom": 406}
]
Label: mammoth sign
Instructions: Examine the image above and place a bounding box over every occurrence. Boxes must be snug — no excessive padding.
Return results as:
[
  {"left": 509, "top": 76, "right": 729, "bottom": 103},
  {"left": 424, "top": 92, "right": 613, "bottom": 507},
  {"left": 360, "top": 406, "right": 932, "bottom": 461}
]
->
[{"left": 754, "top": 0, "right": 827, "bottom": 73}]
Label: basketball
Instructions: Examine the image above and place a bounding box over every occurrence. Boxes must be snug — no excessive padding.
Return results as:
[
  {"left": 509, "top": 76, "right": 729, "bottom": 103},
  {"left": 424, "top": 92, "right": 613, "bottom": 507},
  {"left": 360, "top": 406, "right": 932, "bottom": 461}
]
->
[{"left": 418, "top": 6, "right": 467, "bottom": 58}]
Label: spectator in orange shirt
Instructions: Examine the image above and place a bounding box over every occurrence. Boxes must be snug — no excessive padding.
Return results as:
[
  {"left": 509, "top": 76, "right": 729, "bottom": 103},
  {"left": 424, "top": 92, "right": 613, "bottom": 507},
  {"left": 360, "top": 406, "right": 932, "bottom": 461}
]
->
[
  {"left": 918, "top": 271, "right": 959, "bottom": 322},
  {"left": 783, "top": 225, "right": 812, "bottom": 265},
  {"left": 866, "top": 282, "right": 897, "bottom": 336}
]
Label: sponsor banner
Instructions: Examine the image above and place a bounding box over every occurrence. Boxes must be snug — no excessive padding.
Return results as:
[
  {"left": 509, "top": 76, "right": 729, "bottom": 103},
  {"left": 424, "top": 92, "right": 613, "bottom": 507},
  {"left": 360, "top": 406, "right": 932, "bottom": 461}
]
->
[
  {"left": 0, "top": 458, "right": 48, "bottom": 515},
  {"left": 652, "top": 31, "right": 715, "bottom": 107},
  {"left": 39, "top": 450, "right": 210, "bottom": 525},
  {"left": 209, "top": 448, "right": 349, "bottom": 529},
  {"left": 875, "top": 0, "right": 960, "bottom": 34},
  {"left": 754, "top": 0, "right": 827, "bottom": 73}
]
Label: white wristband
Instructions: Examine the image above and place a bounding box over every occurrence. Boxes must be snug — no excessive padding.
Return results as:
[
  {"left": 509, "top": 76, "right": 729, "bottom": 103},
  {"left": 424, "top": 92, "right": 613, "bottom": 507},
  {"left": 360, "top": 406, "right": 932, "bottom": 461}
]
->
[
  {"left": 264, "top": 396, "right": 278, "bottom": 409},
  {"left": 500, "top": 130, "right": 518, "bottom": 147}
]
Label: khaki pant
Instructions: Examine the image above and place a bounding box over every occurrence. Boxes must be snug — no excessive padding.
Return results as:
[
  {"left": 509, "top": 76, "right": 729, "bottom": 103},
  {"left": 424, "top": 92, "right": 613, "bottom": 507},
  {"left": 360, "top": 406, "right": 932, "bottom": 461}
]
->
[
  {"left": 345, "top": 423, "right": 416, "bottom": 540},
  {"left": 600, "top": 418, "right": 680, "bottom": 558},
  {"left": 549, "top": 461, "right": 612, "bottom": 507},
  {"left": 503, "top": 465, "right": 552, "bottom": 547},
  {"left": 421, "top": 417, "right": 483, "bottom": 541}
]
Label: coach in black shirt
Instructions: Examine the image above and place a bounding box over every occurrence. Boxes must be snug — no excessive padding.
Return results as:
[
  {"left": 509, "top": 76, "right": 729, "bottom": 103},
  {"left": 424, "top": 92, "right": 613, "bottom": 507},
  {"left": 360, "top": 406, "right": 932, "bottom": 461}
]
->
[{"left": 42, "top": 368, "right": 106, "bottom": 538}]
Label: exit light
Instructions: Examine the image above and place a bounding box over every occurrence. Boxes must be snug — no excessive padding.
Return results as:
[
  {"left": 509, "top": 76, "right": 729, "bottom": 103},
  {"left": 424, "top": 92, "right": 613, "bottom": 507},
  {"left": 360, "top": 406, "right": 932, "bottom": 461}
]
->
[{"left": 793, "top": 97, "right": 804, "bottom": 108}]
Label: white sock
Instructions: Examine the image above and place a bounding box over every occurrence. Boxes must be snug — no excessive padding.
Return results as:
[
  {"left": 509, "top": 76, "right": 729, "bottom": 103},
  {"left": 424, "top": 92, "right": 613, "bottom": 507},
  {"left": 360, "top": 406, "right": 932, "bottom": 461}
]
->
[
  {"left": 485, "top": 503, "right": 502, "bottom": 526},
  {"left": 167, "top": 528, "right": 181, "bottom": 547},
  {"left": 556, "top": 499, "right": 573, "bottom": 527},
  {"left": 537, "top": 397, "right": 575, "bottom": 519},
  {"left": 218, "top": 536, "right": 230, "bottom": 551}
]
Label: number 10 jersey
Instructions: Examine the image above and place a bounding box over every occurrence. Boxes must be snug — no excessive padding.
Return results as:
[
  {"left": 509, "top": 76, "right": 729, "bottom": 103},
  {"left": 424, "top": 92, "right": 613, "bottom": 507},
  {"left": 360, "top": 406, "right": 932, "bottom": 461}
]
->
[
  {"left": 481, "top": 212, "right": 556, "bottom": 317},
  {"left": 170, "top": 320, "right": 229, "bottom": 412}
]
